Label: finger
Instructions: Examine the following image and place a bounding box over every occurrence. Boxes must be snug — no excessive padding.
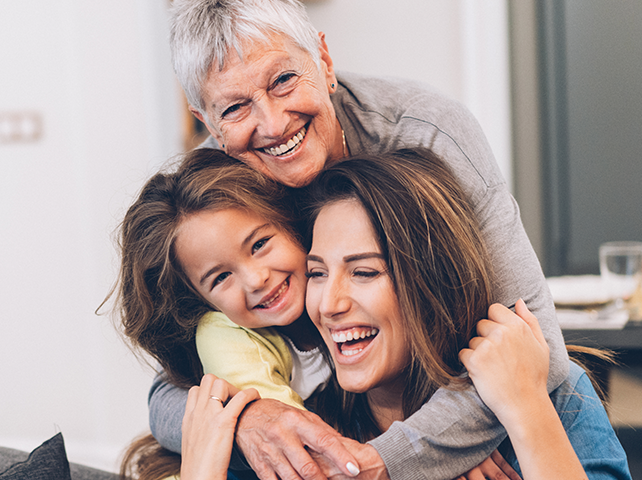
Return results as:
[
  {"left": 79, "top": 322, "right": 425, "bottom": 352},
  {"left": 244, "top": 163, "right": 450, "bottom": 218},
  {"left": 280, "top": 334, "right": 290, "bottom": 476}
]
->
[
  {"left": 209, "top": 377, "right": 233, "bottom": 405},
  {"left": 262, "top": 454, "right": 302, "bottom": 480},
  {"left": 515, "top": 298, "right": 547, "bottom": 346},
  {"left": 458, "top": 347, "right": 472, "bottom": 367},
  {"left": 491, "top": 450, "right": 522, "bottom": 480},
  {"left": 462, "top": 466, "right": 485, "bottom": 480},
  {"left": 475, "top": 318, "right": 499, "bottom": 338},
  {"left": 185, "top": 385, "right": 200, "bottom": 416},
  {"left": 487, "top": 303, "right": 519, "bottom": 325},
  {"left": 475, "top": 460, "right": 511, "bottom": 480},
  {"left": 195, "top": 374, "right": 217, "bottom": 410},
  {"left": 467, "top": 336, "right": 485, "bottom": 350},
  {"left": 224, "top": 388, "right": 261, "bottom": 420},
  {"left": 301, "top": 433, "right": 360, "bottom": 478}
]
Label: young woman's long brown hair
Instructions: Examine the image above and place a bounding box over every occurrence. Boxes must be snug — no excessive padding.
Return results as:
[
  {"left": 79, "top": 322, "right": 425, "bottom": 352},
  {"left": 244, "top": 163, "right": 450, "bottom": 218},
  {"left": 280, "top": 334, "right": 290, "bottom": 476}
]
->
[{"left": 304, "top": 148, "right": 495, "bottom": 440}]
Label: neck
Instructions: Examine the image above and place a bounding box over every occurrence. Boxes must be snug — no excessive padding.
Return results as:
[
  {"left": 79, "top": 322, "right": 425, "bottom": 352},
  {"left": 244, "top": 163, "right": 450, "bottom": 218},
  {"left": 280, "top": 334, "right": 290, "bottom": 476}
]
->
[
  {"left": 328, "top": 117, "right": 349, "bottom": 165},
  {"left": 366, "top": 378, "right": 406, "bottom": 432},
  {"left": 276, "top": 313, "right": 321, "bottom": 351}
]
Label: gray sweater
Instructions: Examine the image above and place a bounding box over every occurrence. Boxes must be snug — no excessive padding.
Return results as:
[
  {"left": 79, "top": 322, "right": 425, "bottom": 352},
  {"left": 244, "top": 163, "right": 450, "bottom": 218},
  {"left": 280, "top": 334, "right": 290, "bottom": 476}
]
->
[{"left": 148, "top": 72, "right": 568, "bottom": 480}]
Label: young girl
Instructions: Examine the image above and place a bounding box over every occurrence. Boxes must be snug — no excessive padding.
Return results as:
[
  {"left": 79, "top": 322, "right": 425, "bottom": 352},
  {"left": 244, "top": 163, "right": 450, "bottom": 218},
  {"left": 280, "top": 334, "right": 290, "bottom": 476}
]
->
[
  {"left": 116, "top": 148, "right": 335, "bottom": 405},
  {"left": 116, "top": 148, "right": 357, "bottom": 479}
]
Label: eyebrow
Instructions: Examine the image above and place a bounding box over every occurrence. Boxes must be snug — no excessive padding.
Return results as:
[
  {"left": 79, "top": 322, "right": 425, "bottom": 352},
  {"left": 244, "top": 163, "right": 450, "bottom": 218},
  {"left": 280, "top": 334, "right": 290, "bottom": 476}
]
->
[
  {"left": 306, "top": 252, "right": 385, "bottom": 264},
  {"left": 211, "top": 57, "right": 295, "bottom": 114},
  {"left": 198, "top": 223, "right": 270, "bottom": 286}
]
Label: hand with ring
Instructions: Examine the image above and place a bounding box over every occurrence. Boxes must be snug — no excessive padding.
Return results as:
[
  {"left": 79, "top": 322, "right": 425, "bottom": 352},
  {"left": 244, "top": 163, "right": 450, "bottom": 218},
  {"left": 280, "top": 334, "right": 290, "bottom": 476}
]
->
[{"left": 180, "top": 374, "right": 260, "bottom": 480}]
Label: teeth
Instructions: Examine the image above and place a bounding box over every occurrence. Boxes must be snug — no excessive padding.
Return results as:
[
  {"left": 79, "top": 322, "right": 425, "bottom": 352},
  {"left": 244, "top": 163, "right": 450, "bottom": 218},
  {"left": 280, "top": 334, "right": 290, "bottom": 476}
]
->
[
  {"left": 342, "top": 348, "right": 363, "bottom": 356},
  {"left": 263, "top": 126, "right": 306, "bottom": 156},
  {"left": 258, "top": 281, "right": 287, "bottom": 308},
  {"left": 331, "top": 328, "right": 378, "bottom": 344}
]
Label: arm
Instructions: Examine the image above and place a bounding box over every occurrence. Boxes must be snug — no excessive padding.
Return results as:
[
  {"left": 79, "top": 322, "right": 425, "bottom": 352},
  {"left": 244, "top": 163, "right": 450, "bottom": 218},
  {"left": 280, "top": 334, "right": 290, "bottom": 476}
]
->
[
  {"left": 336, "top": 74, "right": 568, "bottom": 390},
  {"left": 151, "top": 312, "right": 361, "bottom": 479},
  {"left": 146, "top": 308, "right": 305, "bottom": 455},
  {"left": 459, "top": 300, "right": 588, "bottom": 479},
  {"left": 148, "top": 373, "right": 187, "bottom": 454},
  {"left": 196, "top": 312, "right": 304, "bottom": 409},
  {"left": 336, "top": 80, "right": 568, "bottom": 478}
]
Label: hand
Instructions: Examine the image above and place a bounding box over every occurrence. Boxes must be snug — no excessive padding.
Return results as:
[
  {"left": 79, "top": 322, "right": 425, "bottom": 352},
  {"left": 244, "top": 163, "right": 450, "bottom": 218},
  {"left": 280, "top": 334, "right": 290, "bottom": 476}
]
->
[
  {"left": 310, "top": 438, "right": 389, "bottom": 480},
  {"left": 454, "top": 450, "right": 521, "bottom": 480},
  {"left": 458, "top": 299, "right": 550, "bottom": 425},
  {"left": 235, "top": 399, "right": 361, "bottom": 480},
  {"left": 180, "top": 374, "right": 260, "bottom": 480}
]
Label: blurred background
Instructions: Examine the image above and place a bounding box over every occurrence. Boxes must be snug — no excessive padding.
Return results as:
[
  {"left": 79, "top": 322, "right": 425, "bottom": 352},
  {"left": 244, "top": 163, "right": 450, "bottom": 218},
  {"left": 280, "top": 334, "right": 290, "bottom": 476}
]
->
[{"left": 1, "top": 0, "right": 640, "bottom": 474}]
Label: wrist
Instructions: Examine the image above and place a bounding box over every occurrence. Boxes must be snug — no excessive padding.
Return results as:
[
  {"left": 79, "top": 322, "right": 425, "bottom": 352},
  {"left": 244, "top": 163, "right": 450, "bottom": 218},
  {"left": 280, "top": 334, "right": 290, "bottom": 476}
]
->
[{"left": 499, "top": 392, "right": 558, "bottom": 442}]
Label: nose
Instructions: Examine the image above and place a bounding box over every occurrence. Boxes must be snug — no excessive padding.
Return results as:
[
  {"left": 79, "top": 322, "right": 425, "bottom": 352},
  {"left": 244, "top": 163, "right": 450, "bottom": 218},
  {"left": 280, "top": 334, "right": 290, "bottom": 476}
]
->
[
  {"left": 318, "top": 273, "right": 351, "bottom": 319},
  {"left": 255, "top": 96, "right": 289, "bottom": 140},
  {"left": 241, "top": 263, "right": 269, "bottom": 293}
]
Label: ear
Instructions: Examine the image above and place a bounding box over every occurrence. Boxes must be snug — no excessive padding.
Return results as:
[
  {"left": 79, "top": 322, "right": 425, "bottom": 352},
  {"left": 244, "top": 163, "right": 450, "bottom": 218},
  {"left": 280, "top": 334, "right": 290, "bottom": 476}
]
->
[
  {"left": 189, "top": 106, "right": 224, "bottom": 146},
  {"left": 318, "top": 32, "right": 337, "bottom": 91}
]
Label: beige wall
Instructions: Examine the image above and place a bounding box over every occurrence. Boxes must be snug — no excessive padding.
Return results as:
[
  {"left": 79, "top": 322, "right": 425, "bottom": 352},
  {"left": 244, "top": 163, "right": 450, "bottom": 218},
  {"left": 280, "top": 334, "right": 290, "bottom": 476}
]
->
[
  {"left": 306, "top": 0, "right": 512, "bottom": 186},
  {"left": 0, "top": 0, "right": 181, "bottom": 471}
]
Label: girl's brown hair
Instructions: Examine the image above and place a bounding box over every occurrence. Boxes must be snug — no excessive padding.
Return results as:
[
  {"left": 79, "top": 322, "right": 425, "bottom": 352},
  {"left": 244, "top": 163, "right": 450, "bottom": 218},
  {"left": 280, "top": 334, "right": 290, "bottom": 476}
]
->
[
  {"left": 113, "top": 148, "right": 299, "bottom": 389},
  {"left": 304, "top": 148, "right": 494, "bottom": 440}
]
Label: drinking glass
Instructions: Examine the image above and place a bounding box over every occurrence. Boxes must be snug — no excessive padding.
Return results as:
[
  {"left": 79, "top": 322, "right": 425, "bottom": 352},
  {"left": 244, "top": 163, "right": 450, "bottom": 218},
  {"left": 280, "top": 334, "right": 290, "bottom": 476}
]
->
[{"left": 599, "top": 242, "right": 642, "bottom": 314}]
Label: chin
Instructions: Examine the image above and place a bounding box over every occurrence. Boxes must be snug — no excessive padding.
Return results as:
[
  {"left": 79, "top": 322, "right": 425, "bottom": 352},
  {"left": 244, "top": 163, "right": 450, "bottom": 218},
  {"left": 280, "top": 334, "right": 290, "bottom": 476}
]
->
[{"left": 336, "top": 375, "right": 371, "bottom": 394}]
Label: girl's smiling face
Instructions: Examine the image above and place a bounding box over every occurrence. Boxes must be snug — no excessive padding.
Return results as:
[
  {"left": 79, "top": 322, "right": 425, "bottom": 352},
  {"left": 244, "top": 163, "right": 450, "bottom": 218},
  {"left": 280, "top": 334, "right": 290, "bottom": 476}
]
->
[
  {"left": 306, "top": 199, "right": 411, "bottom": 396},
  {"left": 175, "top": 208, "right": 307, "bottom": 329}
]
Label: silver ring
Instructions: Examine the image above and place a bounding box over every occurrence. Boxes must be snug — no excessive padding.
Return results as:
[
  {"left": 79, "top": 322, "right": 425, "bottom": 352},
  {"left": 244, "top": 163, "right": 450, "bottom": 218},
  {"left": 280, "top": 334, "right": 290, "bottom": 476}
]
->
[{"left": 209, "top": 396, "right": 224, "bottom": 403}]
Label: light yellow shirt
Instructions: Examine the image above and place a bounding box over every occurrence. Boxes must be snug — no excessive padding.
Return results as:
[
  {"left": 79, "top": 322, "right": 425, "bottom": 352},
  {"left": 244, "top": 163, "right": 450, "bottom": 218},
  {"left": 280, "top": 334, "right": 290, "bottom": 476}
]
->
[{"left": 196, "top": 311, "right": 305, "bottom": 409}]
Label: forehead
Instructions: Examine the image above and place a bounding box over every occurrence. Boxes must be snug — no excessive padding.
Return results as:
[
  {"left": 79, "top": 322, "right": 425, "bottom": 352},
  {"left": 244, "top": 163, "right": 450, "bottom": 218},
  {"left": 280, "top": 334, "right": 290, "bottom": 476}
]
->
[
  {"left": 204, "top": 34, "right": 315, "bottom": 103},
  {"left": 312, "top": 200, "right": 380, "bottom": 252}
]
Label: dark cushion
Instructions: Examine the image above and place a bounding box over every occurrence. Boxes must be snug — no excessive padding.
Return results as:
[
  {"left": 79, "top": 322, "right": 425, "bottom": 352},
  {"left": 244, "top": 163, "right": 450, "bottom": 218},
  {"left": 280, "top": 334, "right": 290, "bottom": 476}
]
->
[{"left": 0, "top": 433, "right": 71, "bottom": 480}]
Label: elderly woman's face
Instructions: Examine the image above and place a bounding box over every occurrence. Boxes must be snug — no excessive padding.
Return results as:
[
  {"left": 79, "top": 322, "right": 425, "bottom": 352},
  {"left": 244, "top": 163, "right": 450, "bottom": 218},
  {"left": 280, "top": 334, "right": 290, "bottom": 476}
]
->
[{"left": 196, "top": 34, "right": 344, "bottom": 187}]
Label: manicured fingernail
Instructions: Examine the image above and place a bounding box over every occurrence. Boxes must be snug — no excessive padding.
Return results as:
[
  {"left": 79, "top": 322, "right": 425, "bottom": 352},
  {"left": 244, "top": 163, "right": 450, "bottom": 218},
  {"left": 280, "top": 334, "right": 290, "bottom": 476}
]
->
[{"left": 346, "top": 462, "right": 360, "bottom": 476}]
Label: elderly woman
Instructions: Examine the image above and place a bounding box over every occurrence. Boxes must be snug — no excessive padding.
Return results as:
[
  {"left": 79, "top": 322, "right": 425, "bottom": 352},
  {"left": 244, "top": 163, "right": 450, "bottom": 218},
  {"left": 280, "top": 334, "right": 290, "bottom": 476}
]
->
[{"left": 149, "top": 1, "right": 570, "bottom": 479}]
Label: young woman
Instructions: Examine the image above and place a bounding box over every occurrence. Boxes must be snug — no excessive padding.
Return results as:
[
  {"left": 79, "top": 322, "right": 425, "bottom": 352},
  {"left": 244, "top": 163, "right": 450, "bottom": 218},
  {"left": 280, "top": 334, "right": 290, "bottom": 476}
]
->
[{"left": 299, "top": 149, "right": 630, "bottom": 479}]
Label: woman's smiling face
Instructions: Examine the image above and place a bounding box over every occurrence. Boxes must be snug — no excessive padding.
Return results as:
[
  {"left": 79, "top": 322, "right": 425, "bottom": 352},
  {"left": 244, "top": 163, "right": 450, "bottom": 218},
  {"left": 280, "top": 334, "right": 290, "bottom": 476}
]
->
[
  {"left": 195, "top": 33, "right": 344, "bottom": 188},
  {"left": 306, "top": 199, "right": 411, "bottom": 395},
  {"left": 175, "top": 208, "right": 307, "bottom": 329}
]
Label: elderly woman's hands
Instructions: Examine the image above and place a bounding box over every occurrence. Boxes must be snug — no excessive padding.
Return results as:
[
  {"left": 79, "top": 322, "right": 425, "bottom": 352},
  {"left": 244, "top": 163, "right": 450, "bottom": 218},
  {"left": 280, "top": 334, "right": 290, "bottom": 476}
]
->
[
  {"left": 234, "top": 399, "right": 363, "bottom": 480},
  {"left": 180, "top": 374, "right": 260, "bottom": 480}
]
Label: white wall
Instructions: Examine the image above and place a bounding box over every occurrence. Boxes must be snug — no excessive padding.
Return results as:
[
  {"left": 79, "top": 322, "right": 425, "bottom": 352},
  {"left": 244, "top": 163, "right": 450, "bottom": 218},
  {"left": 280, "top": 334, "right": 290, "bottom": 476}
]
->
[
  {"left": 0, "top": 0, "right": 182, "bottom": 472},
  {"left": 306, "top": 0, "right": 513, "bottom": 186},
  {"left": 0, "top": 0, "right": 511, "bottom": 473}
]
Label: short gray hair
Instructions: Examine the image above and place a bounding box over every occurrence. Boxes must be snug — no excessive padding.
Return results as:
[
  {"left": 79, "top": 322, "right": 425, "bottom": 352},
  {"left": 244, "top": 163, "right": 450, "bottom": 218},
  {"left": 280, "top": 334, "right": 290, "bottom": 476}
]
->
[{"left": 170, "top": 0, "right": 320, "bottom": 117}]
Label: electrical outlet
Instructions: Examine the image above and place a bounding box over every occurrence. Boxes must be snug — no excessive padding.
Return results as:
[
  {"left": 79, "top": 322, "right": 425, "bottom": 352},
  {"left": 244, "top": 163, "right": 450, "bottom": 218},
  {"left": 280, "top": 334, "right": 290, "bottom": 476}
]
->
[{"left": 0, "top": 112, "right": 43, "bottom": 144}]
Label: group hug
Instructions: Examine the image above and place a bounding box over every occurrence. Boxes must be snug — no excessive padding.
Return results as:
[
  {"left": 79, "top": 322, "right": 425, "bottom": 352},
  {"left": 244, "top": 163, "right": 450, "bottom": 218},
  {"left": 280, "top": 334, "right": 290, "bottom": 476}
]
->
[{"left": 105, "top": 1, "right": 632, "bottom": 479}]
